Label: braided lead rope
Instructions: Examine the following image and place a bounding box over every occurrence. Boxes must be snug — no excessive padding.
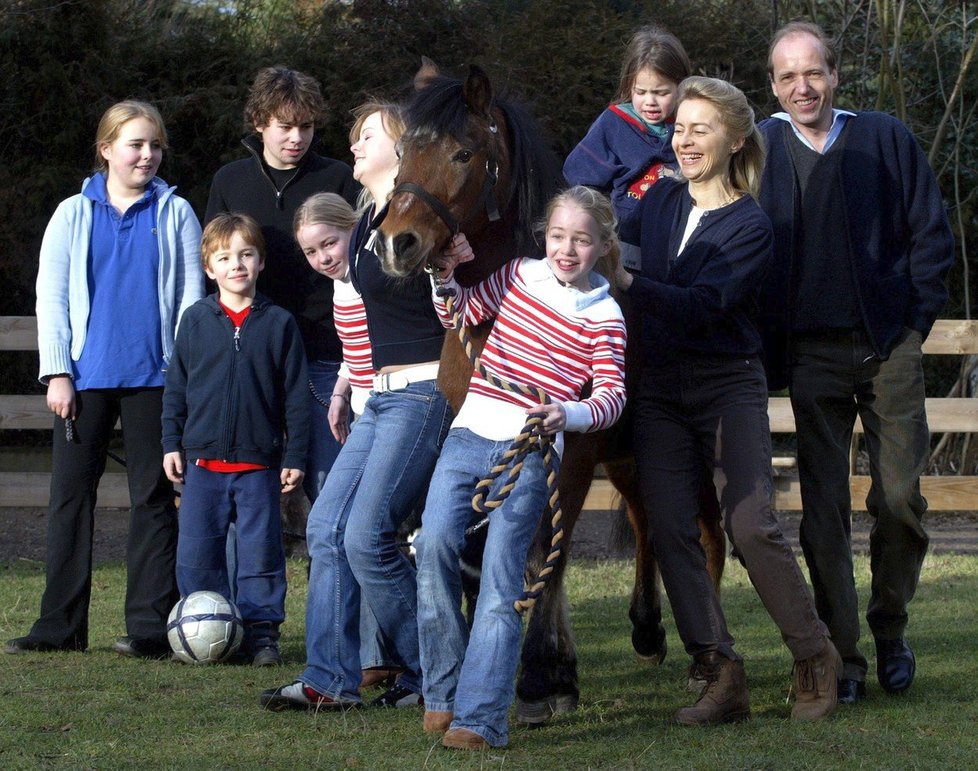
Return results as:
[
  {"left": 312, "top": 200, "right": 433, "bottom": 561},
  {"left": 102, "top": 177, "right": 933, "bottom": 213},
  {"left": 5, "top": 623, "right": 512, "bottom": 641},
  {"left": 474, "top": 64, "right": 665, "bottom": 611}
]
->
[{"left": 434, "top": 277, "right": 564, "bottom": 614}]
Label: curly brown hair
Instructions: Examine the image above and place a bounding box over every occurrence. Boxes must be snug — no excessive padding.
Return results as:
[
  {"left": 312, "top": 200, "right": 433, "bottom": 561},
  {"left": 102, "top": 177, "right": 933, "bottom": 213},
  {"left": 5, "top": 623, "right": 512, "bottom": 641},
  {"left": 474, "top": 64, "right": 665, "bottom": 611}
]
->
[{"left": 243, "top": 66, "right": 325, "bottom": 132}]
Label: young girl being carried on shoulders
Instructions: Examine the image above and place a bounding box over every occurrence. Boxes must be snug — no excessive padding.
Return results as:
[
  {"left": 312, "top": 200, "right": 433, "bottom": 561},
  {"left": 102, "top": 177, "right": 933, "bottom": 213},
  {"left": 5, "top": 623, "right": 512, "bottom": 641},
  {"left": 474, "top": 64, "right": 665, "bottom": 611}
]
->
[
  {"left": 415, "top": 186, "right": 627, "bottom": 750},
  {"left": 564, "top": 25, "right": 691, "bottom": 266}
]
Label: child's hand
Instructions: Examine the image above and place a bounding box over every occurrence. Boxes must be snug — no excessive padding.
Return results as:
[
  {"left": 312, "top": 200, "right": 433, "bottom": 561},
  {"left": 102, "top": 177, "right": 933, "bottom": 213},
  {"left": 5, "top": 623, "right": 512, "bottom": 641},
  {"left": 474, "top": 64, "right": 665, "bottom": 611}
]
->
[
  {"left": 328, "top": 394, "right": 351, "bottom": 444},
  {"left": 46, "top": 375, "right": 76, "bottom": 420},
  {"left": 431, "top": 233, "right": 474, "bottom": 280},
  {"left": 163, "top": 451, "right": 185, "bottom": 484},
  {"left": 527, "top": 402, "right": 566, "bottom": 435},
  {"left": 280, "top": 468, "right": 304, "bottom": 493}
]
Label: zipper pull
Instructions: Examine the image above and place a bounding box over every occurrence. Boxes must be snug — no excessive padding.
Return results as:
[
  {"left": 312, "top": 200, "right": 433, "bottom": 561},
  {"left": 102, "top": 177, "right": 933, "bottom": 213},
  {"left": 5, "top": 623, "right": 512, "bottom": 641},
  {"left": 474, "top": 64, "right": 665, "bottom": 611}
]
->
[{"left": 234, "top": 326, "right": 241, "bottom": 351}]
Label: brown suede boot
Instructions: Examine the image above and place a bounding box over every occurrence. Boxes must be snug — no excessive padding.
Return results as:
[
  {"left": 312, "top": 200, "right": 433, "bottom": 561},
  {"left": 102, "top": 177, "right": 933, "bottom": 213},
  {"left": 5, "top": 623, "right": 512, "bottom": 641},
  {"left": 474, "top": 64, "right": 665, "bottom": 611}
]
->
[
  {"left": 675, "top": 652, "right": 751, "bottom": 725},
  {"left": 791, "top": 638, "right": 842, "bottom": 721},
  {"left": 423, "top": 710, "right": 453, "bottom": 733}
]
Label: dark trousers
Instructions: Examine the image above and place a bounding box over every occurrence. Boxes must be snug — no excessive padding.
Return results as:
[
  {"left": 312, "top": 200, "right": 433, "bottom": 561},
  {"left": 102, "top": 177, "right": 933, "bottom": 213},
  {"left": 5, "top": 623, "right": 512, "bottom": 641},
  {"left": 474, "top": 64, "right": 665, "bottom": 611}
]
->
[
  {"left": 177, "top": 464, "right": 285, "bottom": 628},
  {"left": 30, "top": 387, "right": 178, "bottom": 649},
  {"left": 791, "top": 329, "right": 929, "bottom": 681},
  {"left": 634, "top": 356, "right": 826, "bottom": 662}
]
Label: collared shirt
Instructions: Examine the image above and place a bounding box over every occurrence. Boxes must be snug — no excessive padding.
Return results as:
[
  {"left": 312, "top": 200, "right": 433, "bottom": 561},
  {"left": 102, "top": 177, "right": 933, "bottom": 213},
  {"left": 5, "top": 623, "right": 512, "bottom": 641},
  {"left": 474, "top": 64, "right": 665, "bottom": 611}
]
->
[
  {"left": 771, "top": 108, "right": 856, "bottom": 153},
  {"left": 75, "top": 173, "right": 163, "bottom": 389}
]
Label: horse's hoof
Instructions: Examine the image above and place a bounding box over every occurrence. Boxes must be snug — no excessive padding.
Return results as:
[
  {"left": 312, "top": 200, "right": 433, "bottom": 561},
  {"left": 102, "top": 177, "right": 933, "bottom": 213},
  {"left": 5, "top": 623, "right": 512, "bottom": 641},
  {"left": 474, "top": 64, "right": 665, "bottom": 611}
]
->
[
  {"left": 632, "top": 628, "right": 667, "bottom": 664},
  {"left": 515, "top": 693, "right": 579, "bottom": 725}
]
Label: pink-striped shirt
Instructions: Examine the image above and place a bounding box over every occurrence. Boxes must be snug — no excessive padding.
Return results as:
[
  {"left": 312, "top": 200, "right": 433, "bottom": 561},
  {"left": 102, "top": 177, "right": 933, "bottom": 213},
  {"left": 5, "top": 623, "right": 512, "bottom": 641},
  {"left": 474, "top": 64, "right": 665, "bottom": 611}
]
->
[
  {"left": 433, "top": 257, "right": 626, "bottom": 442},
  {"left": 333, "top": 278, "right": 374, "bottom": 415}
]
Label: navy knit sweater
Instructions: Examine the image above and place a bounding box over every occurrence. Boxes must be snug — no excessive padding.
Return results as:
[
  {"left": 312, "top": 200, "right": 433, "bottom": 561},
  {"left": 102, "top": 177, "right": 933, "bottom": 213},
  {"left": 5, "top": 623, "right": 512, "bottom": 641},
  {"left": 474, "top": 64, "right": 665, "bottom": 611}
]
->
[
  {"left": 621, "top": 178, "right": 773, "bottom": 361},
  {"left": 757, "top": 112, "right": 954, "bottom": 389}
]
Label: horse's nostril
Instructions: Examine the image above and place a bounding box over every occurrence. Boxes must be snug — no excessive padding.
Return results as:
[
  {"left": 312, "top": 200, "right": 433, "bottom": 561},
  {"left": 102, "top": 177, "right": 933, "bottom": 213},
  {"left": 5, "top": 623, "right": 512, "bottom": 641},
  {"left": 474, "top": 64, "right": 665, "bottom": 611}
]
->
[{"left": 393, "top": 232, "right": 418, "bottom": 259}]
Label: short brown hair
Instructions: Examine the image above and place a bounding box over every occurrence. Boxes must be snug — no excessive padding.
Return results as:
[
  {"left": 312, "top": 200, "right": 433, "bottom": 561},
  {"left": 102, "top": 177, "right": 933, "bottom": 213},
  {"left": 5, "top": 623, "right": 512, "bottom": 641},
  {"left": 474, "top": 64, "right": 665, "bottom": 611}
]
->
[
  {"left": 767, "top": 21, "right": 837, "bottom": 77},
  {"left": 94, "top": 101, "right": 168, "bottom": 172},
  {"left": 244, "top": 66, "right": 325, "bottom": 132},
  {"left": 201, "top": 213, "right": 266, "bottom": 269}
]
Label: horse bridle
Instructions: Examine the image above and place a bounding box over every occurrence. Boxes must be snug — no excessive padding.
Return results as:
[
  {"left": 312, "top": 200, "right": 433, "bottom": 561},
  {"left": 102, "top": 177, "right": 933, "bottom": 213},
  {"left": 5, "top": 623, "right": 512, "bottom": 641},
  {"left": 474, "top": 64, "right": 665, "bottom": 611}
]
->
[{"left": 371, "top": 120, "right": 503, "bottom": 240}]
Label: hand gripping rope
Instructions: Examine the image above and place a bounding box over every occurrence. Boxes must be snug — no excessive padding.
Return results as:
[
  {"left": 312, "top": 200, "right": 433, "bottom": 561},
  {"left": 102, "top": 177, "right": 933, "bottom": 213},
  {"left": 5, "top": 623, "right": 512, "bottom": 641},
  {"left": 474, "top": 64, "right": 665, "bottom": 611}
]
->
[{"left": 429, "top": 266, "right": 564, "bottom": 614}]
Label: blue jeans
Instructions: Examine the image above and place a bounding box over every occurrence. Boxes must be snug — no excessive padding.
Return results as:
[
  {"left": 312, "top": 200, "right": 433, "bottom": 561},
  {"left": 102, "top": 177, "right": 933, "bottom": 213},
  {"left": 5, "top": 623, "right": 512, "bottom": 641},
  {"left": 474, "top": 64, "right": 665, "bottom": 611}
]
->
[
  {"left": 177, "top": 465, "right": 285, "bottom": 627},
  {"left": 303, "top": 359, "right": 345, "bottom": 502},
  {"left": 299, "top": 380, "right": 452, "bottom": 701},
  {"left": 416, "top": 428, "right": 550, "bottom": 747}
]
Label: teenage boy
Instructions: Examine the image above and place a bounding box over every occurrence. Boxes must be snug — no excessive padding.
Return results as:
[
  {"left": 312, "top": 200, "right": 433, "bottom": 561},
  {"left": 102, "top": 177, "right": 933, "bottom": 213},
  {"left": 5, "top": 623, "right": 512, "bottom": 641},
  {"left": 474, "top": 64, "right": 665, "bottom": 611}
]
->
[
  {"left": 162, "top": 213, "right": 309, "bottom": 666},
  {"left": 205, "top": 66, "right": 358, "bottom": 501}
]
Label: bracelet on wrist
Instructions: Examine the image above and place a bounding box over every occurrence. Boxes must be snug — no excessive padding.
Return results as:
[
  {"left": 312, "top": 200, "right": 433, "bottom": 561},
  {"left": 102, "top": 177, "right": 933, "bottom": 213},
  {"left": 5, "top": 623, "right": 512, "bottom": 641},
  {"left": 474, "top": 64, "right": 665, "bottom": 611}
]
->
[{"left": 330, "top": 393, "right": 350, "bottom": 404}]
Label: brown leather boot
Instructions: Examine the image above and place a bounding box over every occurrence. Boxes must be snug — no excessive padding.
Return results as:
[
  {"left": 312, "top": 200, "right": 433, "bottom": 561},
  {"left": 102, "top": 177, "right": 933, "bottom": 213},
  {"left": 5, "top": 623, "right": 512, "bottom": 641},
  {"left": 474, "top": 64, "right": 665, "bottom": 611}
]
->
[
  {"left": 675, "top": 652, "right": 751, "bottom": 725},
  {"left": 791, "top": 638, "right": 842, "bottom": 720}
]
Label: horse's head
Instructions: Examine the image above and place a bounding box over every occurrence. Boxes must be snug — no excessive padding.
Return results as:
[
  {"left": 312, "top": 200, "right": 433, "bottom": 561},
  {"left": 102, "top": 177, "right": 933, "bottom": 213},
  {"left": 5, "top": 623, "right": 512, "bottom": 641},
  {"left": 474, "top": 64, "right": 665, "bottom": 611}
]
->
[{"left": 375, "top": 64, "right": 512, "bottom": 279}]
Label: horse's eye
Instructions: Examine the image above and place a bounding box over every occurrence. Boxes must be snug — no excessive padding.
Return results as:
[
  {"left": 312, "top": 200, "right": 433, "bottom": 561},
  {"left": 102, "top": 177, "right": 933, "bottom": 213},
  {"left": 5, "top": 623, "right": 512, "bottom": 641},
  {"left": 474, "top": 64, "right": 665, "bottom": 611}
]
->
[{"left": 453, "top": 150, "right": 474, "bottom": 163}]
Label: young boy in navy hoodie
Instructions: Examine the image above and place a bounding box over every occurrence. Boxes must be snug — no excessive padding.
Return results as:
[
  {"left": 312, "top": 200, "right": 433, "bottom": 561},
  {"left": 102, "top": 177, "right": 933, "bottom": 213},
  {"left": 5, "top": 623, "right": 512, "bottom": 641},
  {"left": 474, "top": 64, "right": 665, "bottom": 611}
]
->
[{"left": 162, "top": 213, "right": 309, "bottom": 666}]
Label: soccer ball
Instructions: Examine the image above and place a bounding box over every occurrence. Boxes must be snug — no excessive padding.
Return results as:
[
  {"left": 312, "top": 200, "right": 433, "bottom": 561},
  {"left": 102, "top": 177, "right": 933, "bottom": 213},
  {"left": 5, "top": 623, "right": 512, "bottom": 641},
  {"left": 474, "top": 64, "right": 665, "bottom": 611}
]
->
[{"left": 167, "top": 591, "right": 244, "bottom": 664}]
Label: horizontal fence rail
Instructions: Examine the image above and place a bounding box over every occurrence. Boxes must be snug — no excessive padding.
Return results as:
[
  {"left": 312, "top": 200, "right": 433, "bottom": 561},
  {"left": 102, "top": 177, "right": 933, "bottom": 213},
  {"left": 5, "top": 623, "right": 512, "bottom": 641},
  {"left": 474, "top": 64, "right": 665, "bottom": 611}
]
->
[{"left": 2, "top": 317, "right": 977, "bottom": 511}]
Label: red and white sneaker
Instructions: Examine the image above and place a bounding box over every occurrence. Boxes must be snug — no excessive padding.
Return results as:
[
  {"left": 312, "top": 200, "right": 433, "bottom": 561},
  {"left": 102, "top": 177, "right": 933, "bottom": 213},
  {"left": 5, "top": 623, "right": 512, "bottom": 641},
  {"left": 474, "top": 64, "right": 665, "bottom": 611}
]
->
[{"left": 259, "top": 681, "right": 360, "bottom": 711}]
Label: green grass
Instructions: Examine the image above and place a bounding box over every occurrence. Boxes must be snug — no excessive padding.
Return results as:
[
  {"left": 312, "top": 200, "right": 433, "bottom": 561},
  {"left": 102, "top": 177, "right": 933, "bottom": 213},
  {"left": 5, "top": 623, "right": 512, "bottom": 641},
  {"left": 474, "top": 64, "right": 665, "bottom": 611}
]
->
[{"left": 2, "top": 554, "right": 976, "bottom": 769}]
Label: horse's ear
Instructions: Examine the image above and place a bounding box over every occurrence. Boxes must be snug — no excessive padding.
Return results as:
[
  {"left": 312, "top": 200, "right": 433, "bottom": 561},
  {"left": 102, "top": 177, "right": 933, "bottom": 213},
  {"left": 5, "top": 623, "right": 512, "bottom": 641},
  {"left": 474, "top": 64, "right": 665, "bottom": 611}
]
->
[
  {"left": 463, "top": 65, "right": 494, "bottom": 118},
  {"left": 414, "top": 57, "right": 440, "bottom": 90}
]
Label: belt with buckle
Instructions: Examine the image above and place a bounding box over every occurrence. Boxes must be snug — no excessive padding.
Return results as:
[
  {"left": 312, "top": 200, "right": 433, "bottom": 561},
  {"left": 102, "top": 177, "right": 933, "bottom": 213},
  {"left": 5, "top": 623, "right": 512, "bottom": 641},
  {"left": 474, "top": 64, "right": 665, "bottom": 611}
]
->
[{"left": 372, "top": 363, "right": 440, "bottom": 393}]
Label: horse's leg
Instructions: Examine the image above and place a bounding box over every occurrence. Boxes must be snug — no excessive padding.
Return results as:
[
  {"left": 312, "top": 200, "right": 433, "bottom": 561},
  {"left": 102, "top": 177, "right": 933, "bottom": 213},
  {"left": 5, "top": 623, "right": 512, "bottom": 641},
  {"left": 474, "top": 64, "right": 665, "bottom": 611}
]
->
[
  {"left": 604, "top": 457, "right": 668, "bottom": 664},
  {"left": 697, "top": 469, "right": 725, "bottom": 591},
  {"left": 514, "top": 433, "right": 596, "bottom": 725}
]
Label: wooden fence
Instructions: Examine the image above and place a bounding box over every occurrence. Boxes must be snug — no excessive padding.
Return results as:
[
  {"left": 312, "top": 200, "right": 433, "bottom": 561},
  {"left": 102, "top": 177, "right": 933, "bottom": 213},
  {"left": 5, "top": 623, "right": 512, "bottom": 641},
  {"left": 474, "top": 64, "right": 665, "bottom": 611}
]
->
[{"left": 1, "top": 316, "right": 976, "bottom": 511}]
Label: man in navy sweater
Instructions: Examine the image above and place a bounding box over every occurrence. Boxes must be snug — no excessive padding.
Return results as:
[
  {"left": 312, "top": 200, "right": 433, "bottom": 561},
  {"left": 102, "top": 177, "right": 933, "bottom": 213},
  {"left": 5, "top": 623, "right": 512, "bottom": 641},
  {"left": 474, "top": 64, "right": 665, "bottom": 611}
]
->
[{"left": 757, "top": 22, "right": 954, "bottom": 705}]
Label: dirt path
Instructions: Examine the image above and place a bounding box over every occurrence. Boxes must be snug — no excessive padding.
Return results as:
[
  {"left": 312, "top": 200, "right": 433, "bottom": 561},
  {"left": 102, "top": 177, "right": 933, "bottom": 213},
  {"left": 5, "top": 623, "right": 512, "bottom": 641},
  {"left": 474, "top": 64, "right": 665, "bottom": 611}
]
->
[{"left": 1, "top": 506, "right": 975, "bottom": 564}]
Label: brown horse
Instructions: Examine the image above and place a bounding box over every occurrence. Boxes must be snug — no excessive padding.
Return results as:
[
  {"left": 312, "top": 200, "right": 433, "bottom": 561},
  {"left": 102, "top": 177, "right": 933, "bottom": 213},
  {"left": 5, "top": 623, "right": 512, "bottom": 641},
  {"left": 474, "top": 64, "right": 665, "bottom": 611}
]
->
[{"left": 375, "top": 62, "right": 725, "bottom": 724}]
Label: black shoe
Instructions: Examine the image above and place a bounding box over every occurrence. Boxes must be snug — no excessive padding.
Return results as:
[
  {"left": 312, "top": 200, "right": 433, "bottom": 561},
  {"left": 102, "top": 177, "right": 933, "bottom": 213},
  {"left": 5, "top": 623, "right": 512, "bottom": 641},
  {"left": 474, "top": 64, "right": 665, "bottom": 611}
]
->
[
  {"left": 4, "top": 636, "right": 79, "bottom": 654},
  {"left": 112, "top": 635, "right": 171, "bottom": 660},
  {"left": 875, "top": 637, "right": 916, "bottom": 694},
  {"left": 371, "top": 683, "right": 423, "bottom": 708},
  {"left": 837, "top": 678, "right": 867, "bottom": 704}
]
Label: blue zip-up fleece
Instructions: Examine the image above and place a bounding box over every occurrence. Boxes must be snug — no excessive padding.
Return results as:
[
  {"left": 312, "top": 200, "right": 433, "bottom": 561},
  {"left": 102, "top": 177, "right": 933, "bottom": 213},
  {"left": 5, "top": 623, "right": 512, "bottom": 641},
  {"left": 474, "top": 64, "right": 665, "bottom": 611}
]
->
[
  {"left": 621, "top": 178, "right": 773, "bottom": 360},
  {"left": 563, "top": 105, "right": 677, "bottom": 221},
  {"left": 162, "top": 293, "right": 309, "bottom": 470},
  {"left": 757, "top": 112, "right": 954, "bottom": 390}
]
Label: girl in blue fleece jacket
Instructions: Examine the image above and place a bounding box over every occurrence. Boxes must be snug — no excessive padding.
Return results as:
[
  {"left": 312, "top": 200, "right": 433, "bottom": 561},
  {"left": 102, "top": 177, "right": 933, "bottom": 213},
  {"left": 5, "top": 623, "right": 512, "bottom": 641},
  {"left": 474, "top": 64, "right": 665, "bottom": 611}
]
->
[
  {"left": 5, "top": 101, "right": 204, "bottom": 660},
  {"left": 564, "top": 24, "right": 691, "bottom": 264}
]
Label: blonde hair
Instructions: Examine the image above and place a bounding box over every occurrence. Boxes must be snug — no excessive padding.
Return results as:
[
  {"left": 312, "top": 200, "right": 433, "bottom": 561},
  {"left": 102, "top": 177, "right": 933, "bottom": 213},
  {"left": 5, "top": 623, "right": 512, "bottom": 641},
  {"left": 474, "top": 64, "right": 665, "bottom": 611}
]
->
[
  {"left": 293, "top": 193, "right": 358, "bottom": 238},
  {"left": 349, "top": 100, "right": 406, "bottom": 210},
  {"left": 676, "top": 76, "right": 766, "bottom": 200},
  {"left": 615, "top": 25, "right": 691, "bottom": 103},
  {"left": 538, "top": 186, "right": 621, "bottom": 291},
  {"left": 201, "top": 213, "right": 265, "bottom": 269},
  {"left": 93, "top": 101, "right": 168, "bottom": 172}
]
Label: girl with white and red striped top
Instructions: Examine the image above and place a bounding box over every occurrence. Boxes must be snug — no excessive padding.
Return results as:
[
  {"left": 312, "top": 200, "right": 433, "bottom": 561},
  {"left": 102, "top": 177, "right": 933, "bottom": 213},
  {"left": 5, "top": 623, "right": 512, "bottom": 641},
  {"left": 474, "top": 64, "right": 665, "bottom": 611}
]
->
[
  {"left": 294, "top": 193, "right": 374, "bottom": 441},
  {"left": 294, "top": 191, "right": 404, "bottom": 690},
  {"left": 415, "top": 186, "right": 627, "bottom": 750}
]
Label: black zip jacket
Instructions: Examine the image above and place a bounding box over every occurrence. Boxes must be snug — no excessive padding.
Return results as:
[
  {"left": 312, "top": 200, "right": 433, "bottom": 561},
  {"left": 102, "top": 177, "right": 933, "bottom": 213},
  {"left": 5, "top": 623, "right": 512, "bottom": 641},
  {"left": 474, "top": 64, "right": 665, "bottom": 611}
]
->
[
  {"left": 204, "top": 136, "right": 359, "bottom": 361},
  {"left": 162, "top": 293, "right": 309, "bottom": 470}
]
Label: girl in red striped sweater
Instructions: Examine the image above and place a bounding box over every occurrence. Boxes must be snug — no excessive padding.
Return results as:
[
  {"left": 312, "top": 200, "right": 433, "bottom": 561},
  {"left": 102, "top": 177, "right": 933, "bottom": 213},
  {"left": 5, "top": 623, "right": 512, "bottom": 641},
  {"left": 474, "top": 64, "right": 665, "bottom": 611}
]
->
[{"left": 415, "top": 186, "right": 627, "bottom": 749}]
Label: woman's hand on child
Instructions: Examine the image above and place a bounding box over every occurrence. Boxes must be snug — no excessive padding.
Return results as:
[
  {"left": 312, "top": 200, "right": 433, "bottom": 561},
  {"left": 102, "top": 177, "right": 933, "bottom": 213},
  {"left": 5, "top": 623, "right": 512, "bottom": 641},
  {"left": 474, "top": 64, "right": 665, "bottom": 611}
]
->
[
  {"left": 431, "top": 233, "right": 475, "bottom": 280},
  {"left": 46, "top": 375, "right": 76, "bottom": 420},
  {"left": 281, "top": 468, "right": 305, "bottom": 493},
  {"left": 528, "top": 402, "right": 567, "bottom": 435},
  {"left": 163, "top": 452, "right": 185, "bottom": 484},
  {"left": 614, "top": 263, "right": 634, "bottom": 290}
]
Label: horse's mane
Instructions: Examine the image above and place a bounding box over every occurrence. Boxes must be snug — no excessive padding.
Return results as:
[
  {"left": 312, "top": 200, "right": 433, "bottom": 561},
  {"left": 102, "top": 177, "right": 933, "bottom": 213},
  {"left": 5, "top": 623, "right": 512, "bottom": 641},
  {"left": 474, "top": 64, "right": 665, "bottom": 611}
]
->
[{"left": 403, "top": 75, "right": 565, "bottom": 257}]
